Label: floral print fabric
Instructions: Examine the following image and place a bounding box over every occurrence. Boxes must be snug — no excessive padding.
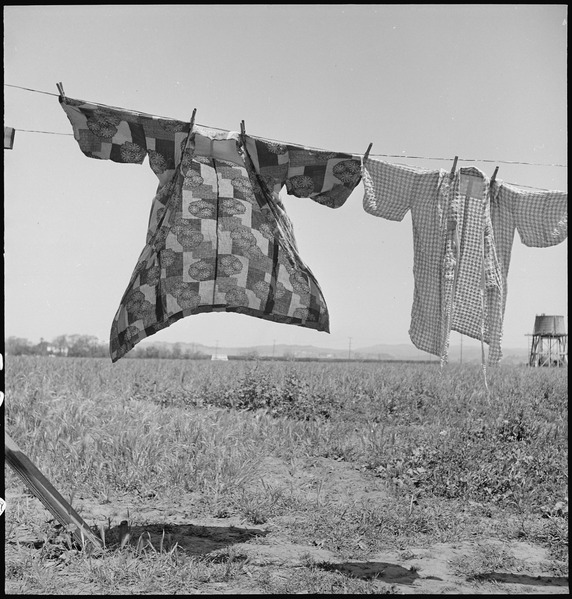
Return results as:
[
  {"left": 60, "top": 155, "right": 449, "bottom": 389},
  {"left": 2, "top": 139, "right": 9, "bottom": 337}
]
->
[{"left": 60, "top": 96, "right": 362, "bottom": 362}]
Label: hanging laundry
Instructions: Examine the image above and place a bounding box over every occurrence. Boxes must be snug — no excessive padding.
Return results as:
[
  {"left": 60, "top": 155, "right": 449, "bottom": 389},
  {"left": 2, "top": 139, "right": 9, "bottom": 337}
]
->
[
  {"left": 60, "top": 96, "right": 362, "bottom": 362},
  {"left": 4, "top": 126, "right": 15, "bottom": 149},
  {"left": 489, "top": 179, "right": 568, "bottom": 314},
  {"left": 362, "top": 157, "right": 567, "bottom": 365}
]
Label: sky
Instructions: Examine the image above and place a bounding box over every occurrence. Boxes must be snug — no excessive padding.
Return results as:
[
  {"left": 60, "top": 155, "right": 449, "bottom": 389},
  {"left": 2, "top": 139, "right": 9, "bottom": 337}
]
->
[{"left": 3, "top": 5, "right": 568, "bottom": 357}]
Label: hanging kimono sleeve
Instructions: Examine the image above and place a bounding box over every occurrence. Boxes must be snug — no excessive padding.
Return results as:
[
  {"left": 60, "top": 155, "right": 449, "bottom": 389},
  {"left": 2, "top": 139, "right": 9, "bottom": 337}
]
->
[
  {"left": 244, "top": 136, "right": 362, "bottom": 206},
  {"left": 59, "top": 96, "right": 189, "bottom": 184}
]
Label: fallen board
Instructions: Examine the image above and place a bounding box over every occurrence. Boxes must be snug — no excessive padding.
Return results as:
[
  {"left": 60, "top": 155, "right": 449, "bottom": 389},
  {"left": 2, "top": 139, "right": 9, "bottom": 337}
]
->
[{"left": 5, "top": 432, "right": 103, "bottom": 552}]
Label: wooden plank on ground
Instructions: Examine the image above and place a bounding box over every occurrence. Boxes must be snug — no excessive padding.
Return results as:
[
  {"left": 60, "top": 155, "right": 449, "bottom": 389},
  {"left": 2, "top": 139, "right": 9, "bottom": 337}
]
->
[{"left": 5, "top": 432, "right": 104, "bottom": 552}]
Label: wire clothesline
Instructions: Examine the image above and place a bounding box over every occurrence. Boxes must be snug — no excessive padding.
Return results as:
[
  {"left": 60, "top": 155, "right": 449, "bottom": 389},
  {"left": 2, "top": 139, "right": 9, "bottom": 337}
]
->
[
  {"left": 14, "top": 128, "right": 73, "bottom": 136},
  {"left": 5, "top": 83, "right": 568, "bottom": 170},
  {"left": 5, "top": 83, "right": 60, "bottom": 96}
]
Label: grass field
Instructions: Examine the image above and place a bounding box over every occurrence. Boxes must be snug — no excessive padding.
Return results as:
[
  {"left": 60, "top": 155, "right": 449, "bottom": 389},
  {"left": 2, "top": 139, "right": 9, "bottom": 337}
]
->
[{"left": 4, "top": 356, "right": 569, "bottom": 594}]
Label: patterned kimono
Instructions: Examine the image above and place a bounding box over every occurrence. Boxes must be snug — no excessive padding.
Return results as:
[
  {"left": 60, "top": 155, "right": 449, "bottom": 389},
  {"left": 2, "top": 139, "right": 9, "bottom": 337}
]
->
[
  {"left": 362, "top": 157, "right": 567, "bottom": 365},
  {"left": 60, "top": 96, "right": 362, "bottom": 362}
]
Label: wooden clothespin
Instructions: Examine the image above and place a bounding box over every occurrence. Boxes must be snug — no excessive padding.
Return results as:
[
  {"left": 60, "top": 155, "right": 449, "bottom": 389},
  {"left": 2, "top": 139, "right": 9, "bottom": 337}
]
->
[
  {"left": 363, "top": 142, "right": 373, "bottom": 162},
  {"left": 490, "top": 166, "right": 499, "bottom": 184},
  {"left": 239, "top": 120, "right": 247, "bottom": 149},
  {"left": 450, "top": 156, "right": 458, "bottom": 178},
  {"left": 56, "top": 82, "right": 65, "bottom": 99}
]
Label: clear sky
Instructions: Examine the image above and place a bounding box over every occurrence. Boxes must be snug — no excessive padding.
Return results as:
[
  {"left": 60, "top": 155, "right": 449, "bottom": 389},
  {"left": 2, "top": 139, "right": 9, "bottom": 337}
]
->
[{"left": 3, "top": 5, "right": 568, "bottom": 355}]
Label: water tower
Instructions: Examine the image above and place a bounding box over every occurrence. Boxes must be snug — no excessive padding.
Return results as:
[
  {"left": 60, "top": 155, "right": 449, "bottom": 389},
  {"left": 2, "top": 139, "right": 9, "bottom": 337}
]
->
[{"left": 527, "top": 314, "right": 567, "bottom": 367}]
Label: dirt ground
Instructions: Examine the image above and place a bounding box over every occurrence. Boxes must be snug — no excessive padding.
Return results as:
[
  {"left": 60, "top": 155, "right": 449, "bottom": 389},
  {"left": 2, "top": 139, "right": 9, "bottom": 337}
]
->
[{"left": 6, "top": 455, "right": 569, "bottom": 595}]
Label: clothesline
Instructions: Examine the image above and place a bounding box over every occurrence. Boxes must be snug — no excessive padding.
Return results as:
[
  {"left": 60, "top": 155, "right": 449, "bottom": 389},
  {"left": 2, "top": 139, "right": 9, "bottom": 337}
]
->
[
  {"left": 6, "top": 129, "right": 563, "bottom": 192},
  {"left": 8, "top": 126, "right": 569, "bottom": 174},
  {"left": 5, "top": 83, "right": 568, "bottom": 170},
  {"left": 12, "top": 128, "right": 73, "bottom": 136}
]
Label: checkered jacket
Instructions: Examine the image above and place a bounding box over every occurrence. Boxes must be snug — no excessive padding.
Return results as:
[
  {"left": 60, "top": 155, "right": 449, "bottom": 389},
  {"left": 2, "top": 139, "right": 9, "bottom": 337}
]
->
[
  {"left": 362, "top": 157, "right": 567, "bottom": 365},
  {"left": 60, "top": 97, "right": 362, "bottom": 362}
]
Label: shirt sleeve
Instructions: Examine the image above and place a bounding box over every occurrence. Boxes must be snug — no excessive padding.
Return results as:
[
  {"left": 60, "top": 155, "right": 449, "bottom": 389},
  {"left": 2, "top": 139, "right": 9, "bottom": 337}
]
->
[
  {"left": 362, "top": 157, "right": 441, "bottom": 221},
  {"left": 245, "top": 137, "right": 362, "bottom": 208},
  {"left": 59, "top": 96, "right": 190, "bottom": 181},
  {"left": 498, "top": 183, "right": 568, "bottom": 248}
]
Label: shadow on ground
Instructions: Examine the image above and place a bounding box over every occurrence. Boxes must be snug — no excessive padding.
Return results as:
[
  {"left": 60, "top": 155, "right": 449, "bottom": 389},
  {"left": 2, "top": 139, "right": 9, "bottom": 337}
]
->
[
  {"left": 472, "top": 572, "right": 569, "bottom": 588},
  {"left": 316, "top": 560, "right": 430, "bottom": 585},
  {"left": 106, "top": 521, "right": 269, "bottom": 555}
]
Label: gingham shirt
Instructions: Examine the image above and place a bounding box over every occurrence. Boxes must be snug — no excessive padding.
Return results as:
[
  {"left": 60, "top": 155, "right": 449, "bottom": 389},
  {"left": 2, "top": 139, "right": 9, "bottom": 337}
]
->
[
  {"left": 60, "top": 96, "right": 362, "bottom": 362},
  {"left": 362, "top": 157, "right": 567, "bottom": 365}
]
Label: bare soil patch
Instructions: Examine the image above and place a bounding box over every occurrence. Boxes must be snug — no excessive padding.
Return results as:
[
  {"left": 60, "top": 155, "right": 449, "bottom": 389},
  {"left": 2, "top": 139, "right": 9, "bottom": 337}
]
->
[{"left": 6, "top": 454, "right": 568, "bottom": 595}]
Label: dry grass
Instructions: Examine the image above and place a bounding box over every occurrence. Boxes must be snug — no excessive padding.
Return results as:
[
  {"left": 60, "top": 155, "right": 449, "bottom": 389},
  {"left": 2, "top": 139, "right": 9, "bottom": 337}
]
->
[{"left": 4, "top": 356, "right": 568, "bottom": 594}]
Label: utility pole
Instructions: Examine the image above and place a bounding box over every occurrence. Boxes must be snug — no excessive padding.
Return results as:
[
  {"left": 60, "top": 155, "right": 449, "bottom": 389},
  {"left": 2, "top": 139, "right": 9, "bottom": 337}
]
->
[
  {"left": 215, "top": 339, "right": 219, "bottom": 358},
  {"left": 348, "top": 337, "right": 352, "bottom": 360},
  {"left": 272, "top": 339, "right": 276, "bottom": 359},
  {"left": 460, "top": 333, "right": 463, "bottom": 365}
]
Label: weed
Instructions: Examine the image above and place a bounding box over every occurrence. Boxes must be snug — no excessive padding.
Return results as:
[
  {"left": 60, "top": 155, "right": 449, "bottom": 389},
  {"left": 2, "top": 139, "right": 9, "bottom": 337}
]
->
[{"left": 450, "top": 542, "right": 518, "bottom": 579}]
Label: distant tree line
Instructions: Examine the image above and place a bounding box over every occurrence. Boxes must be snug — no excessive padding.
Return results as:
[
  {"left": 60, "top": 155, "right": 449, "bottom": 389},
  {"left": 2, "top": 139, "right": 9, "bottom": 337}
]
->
[
  {"left": 5, "top": 335, "right": 107, "bottom": 357},
  {"left": 4, "top": 335, "right": 209, "bottom": 360}
]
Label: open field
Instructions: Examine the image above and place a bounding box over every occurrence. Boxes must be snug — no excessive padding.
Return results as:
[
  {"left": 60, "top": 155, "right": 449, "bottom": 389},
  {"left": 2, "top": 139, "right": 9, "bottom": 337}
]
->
[{"left": 4, "top": 356, "right": 568, "bottom": 594}]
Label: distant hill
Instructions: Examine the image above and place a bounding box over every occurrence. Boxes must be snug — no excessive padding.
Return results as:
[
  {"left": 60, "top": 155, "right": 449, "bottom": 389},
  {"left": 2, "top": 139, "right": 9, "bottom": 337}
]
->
[
  {"left": 357, "top": 343, "right": 528, "bottom": 364},
  {"left": 146, "top": 340, "right": 529, "bottom": 363}
]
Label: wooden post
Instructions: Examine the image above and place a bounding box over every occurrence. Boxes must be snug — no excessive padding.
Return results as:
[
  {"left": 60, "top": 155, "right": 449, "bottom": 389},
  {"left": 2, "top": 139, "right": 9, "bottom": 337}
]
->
[{"left": 5, "top": 432, "right": 104, "bottom": 552}]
